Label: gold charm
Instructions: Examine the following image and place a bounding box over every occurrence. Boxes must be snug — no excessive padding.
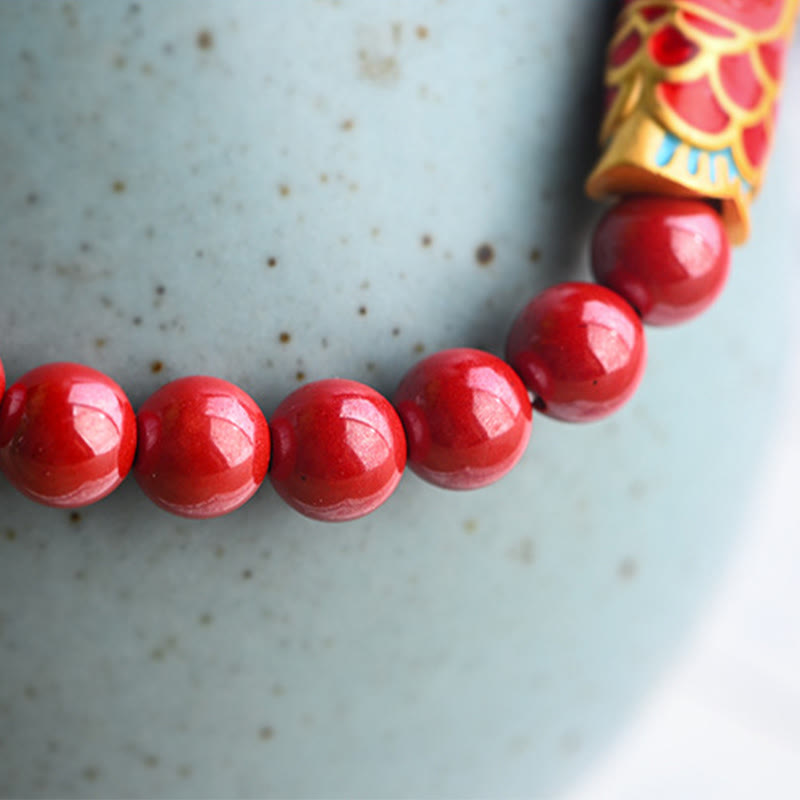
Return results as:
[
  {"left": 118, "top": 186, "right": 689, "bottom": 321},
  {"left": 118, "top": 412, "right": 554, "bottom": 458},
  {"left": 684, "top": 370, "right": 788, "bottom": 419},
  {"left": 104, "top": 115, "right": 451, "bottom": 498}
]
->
[{"left": 586, "top": 0, "right": 799, "bottom": 244}]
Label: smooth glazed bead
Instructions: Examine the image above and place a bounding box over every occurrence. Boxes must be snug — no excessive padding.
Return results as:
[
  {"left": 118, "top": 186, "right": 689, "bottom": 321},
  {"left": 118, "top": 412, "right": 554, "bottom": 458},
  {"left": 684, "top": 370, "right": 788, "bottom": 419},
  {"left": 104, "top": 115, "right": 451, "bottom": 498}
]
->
[
  {"left": 0, "top": 362, "right": 136, "bottom": 507},
  {"left": 0, "top": 356, "right": 5, "bottom": 400},
  {"left": 134, "top": 376, "right": 270, "bottom": 519},
  {"left": 506, "top": 282, "right": 646, "bottom": 423},
  {"left": 269, "top": 379, "right": 406, "bottom": 522},
  {"left": 591, "top": 195, "right": 731, "bottom": 325},
  {"left": 393, "top": 348, "right": 532, "bottom": 490}
]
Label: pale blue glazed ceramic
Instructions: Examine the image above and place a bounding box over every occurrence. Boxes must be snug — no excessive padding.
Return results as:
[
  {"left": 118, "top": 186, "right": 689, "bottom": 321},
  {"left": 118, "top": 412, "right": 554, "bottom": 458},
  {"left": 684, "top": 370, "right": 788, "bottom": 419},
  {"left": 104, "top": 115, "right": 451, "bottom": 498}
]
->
[{"left": 0, "top": 2, "right": 798, "bottom": 797}]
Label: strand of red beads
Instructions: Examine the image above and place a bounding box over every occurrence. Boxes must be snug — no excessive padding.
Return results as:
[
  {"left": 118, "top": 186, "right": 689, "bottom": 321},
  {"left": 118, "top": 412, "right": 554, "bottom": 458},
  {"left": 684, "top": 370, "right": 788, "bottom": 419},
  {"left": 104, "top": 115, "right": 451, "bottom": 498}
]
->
[{"left": 0, "top": 196, "right": 729, "bottom": 520}]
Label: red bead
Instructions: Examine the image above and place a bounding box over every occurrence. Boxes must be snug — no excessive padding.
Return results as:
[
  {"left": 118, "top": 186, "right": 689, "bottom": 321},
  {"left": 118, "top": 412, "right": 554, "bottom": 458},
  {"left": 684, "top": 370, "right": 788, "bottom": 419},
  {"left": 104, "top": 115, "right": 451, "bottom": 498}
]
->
[
  {"left": 506, "top": 282, "right": 646, "bottom": 423},
  {"left": 591, "top": 196, "right": 730, "bottom": 325},
  {"left": 0, "top": 356, "right": 5, "bottom": 400},
  {"left": 393, "top": 348, "right": 532, "bottom": 490},
  {"left": 134, "top": 376, "right": 270, "bottom": 519},
  {"left": 0, "top": 362, "right": 136, "bottom": 507},
  {"left": 269, "top": 379, "right": 406, "bottom": 522}
]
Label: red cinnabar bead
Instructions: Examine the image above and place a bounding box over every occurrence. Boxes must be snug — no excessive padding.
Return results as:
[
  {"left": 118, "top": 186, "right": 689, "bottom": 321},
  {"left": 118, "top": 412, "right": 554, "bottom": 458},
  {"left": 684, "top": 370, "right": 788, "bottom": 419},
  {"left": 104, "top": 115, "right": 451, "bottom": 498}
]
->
[
  {"left": 394, "top": 348, "right": 532, "bottom": 490},
  {"left": 591, "top": 195, "right": 730, "bottom": 325},
  {"left": 506, "top": 282, "right": 646, "bottom": 423},
  {"left": 134, "top": 376, "right": 270, "bottom": 519},
  {"left": 0, "top": 362, "right": 136, "bottom": 507},
  {"left": 269, "top": 379, "right": 406, "bottom": 522}
]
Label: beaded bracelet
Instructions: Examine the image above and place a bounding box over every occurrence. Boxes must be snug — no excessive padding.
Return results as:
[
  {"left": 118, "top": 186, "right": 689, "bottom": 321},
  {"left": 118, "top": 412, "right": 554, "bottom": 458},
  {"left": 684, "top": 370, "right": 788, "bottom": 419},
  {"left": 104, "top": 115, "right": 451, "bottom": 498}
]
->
[{"left": 0, "top": 0, "right": 797, "bottom": 521}]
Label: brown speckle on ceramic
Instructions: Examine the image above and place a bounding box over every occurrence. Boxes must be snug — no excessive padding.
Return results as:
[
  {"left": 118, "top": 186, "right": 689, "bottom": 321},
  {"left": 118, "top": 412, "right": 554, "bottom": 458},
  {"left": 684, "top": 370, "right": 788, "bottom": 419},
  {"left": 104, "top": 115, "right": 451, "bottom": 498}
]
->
[
  {"left": 279, "top": 331, "right": 291, "bottom": 344},
  {"left": 111, "top": 179, "right": 126, "bottom": 194},
  {"left": 530, "top": 247, "right": 542, "bottom": 263},
  {"left": 420, "top": 233, "right": 433, "bottom": 247},
  {"left": 150, "top": 360, "right": 164, "bottom": 374},
  {"left": 357, "top": 42, "right": 400, "bottom": 86},
  {"left": 258, "top": 726, "right": 275, "bottom": 742},
  {"left": 196, "top": 29, "right": 214, "bottom": 50},
  {"left": 475, "top": 243, "right": 495, "bottom": 266}
]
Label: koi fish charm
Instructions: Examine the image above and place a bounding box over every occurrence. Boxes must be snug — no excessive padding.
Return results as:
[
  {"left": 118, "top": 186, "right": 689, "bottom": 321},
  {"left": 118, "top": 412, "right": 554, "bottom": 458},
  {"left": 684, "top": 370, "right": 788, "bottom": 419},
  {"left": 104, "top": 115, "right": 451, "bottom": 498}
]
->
[{"left": 586, "top": 0, "right": 799, "bottom": 244}]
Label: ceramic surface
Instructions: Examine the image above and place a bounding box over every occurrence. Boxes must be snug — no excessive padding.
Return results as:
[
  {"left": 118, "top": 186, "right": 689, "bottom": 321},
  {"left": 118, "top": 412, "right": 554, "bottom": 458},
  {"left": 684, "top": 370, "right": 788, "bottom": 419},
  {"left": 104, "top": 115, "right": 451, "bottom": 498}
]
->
[{"left": 0, "top": 2, "right": 798, "bottom": 797}]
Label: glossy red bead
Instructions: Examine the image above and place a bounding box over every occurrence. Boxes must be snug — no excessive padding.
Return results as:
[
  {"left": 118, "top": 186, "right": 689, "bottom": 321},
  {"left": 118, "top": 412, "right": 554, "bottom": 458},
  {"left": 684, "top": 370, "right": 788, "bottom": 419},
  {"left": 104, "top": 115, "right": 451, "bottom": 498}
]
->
[
  {"left": 591, "top": 195, "right": 731, "bottom": 325},
  {"left": 134, "top": 376, "right": 270, "bottom": 519},
  {"left": 0, "top": 362, "right": 136, "bottom": 507},
  {"left": 506, "top": 282, "right": 646, "bottom": 423},
  {"left": 0, "top": 356, "right": 5, "bottom": 400},
  {"left": 393, "top": 348, "right": 532, "bottom": 490},
  {"left": 269, "top": 379, "right": 406, "bottom": 522}
]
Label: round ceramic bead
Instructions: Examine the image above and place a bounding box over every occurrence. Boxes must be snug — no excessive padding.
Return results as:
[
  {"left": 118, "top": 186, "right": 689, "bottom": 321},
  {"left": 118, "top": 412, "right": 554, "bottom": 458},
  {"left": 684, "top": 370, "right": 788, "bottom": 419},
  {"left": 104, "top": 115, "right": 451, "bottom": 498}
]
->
[
  {"left": 591, "top": 195, "right": 730, "bottom": 325},
  {"left": 0, "top": 362, "right": 136, "bottom": 507},
  {"left": 393, "top": 348, "right": 532, "bottom": 490},
  {"left": 506, "top": 282, "right": 646, "bottom": 423},
  {"left": 269, "top": 379, "right": 406, "bottom": 522},
  {"left": 134, "top": 376, "right": 270, "bottom": 519}
]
